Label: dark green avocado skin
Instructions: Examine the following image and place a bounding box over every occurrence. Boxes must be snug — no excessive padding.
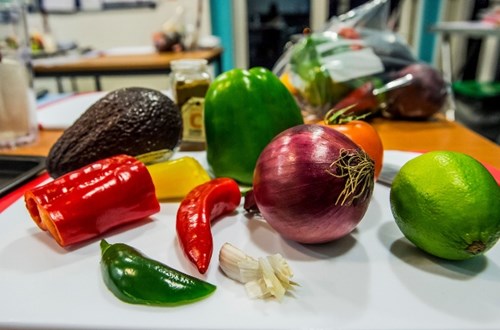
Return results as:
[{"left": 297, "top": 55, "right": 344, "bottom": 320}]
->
[{"left": 46, "top": 87, "right": 182, "bottom": 178}]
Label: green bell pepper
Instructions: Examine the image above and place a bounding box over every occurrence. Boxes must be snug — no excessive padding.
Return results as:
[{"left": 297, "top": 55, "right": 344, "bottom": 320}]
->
[
  {"left": 100, "top": 240, "right": 216, "bottom": 306},
  {"left": 204, "top": 67, "right": 304, "bottom": 185}
]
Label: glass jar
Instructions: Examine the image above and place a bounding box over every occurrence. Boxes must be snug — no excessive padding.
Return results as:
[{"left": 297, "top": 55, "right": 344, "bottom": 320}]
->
[
  {"left": 0, "top": 0, "right": 38, "bottom": 149},
  {"left": 171, "top": 59, "right": 211, "bottom": 151}
]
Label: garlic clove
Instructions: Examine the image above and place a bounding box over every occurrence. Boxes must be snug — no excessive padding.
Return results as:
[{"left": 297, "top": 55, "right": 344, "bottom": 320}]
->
[{"left": 219, "top": 242, "right": 298, "bottom": 300}]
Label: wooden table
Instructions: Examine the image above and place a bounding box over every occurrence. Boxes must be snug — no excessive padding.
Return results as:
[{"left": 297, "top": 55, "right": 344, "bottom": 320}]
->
[
  {"left": 2, "top": 116, "right": 499, "bottom": 168},
  {"left": 371, "top": 117, "right": 500, "bottom": 168},
  {"left": 33, "top": 48, "right": 223, "bottom": 92}
]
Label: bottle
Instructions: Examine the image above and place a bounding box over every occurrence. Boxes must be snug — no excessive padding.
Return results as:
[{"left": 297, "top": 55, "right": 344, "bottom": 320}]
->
[
  {"left": 171, "top": 59, "right": 211, "bottom": 151},
  {"left": 0, "top": 0, "right": 38, "bottom": 149}
]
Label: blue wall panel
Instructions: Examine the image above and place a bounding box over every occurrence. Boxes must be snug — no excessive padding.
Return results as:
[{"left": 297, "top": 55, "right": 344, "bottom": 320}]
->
[
  {"left": 418, "top": 0, "right": 443, "bottom": 64},
  {"left": 210, "top": 0, "right": 234, "bottom": 73}
]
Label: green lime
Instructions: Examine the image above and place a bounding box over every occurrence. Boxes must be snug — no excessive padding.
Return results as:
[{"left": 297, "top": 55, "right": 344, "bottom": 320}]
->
[{"left": 390, "top": 151, "right": 500, "bottom": 260}]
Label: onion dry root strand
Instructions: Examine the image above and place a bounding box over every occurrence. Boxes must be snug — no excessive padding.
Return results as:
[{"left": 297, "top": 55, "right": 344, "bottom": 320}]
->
[{"left": 326, "top": 148, "right": 374, "bottom": 206}]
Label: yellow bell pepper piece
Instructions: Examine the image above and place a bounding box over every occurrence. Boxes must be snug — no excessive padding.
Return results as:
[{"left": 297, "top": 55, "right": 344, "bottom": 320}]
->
[{"left": 147, "top": 157, "right": 211, "bottom": 200}]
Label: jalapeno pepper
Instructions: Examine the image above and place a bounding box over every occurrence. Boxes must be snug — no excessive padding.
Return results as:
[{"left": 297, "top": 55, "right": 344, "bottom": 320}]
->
[
  {"left": 176, "top": 178, "right": 241, "bottom": 274},
  {"left": 100, "top": 240, "right": 216, "bottom": 306},
  {"left": 146, "top": 156, "right": 211, "bottom": 200},
  {"left": 24, "top": 154, "right": 160, "bottom": 247}
]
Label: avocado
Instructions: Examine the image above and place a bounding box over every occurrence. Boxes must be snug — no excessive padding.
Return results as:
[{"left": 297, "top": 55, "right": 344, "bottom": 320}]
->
[{"left": 46, "top": 87, "right": 182, "bottom": 178}]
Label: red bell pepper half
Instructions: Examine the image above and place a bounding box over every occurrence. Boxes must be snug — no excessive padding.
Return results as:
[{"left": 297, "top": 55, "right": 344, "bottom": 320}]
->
[
  {"left": 24, "top": 154, "right": 160, "bottom": 247},
  {"left": 176, "top": 178, "right": 241, "bottom": 274}
]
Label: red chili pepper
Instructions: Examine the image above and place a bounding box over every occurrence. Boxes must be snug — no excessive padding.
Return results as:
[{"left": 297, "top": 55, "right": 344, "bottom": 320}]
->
[
  {"left": 176, "top": 178, "right": 241, "bottom": 274},
  {"left": 24, "top": 154, "right": 160, "bottom": 247},
  {"left": 331, "top": 81, "right": 379, "bottom": 116}
]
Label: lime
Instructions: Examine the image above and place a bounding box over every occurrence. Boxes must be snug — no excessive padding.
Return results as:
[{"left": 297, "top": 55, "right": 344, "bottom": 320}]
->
[{"left": 390, "top": 151, "right": 500, "bottom": 260}]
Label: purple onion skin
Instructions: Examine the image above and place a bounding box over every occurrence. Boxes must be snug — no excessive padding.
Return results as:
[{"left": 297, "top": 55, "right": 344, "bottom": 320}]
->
[{"left": 253, "top": 124, "right": 375, "bottom": 244}]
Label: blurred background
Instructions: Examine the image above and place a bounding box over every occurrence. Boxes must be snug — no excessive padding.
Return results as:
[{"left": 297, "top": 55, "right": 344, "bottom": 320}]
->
[
  {"left": 20, "top": 0, "right": 500, "bottom": 142},
  {"left": 24, "top": 0, "right": 499, "bottom": 89}
]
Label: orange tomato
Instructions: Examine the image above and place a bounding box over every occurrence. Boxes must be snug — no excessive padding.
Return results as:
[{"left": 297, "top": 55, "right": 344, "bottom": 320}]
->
[{"left": 318, "top": 120, "right": 384, "bottom": 180}]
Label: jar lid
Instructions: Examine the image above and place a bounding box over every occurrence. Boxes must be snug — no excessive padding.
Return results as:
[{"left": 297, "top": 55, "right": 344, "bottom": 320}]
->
[{"left": 171, "top": 59, "right": 208, "bottom": 71}]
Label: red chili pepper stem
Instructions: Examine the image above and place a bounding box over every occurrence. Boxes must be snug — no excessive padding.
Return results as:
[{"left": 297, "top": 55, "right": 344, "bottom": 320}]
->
[{"left": 176, "top": 178, "right": 241, "bottom": 274}]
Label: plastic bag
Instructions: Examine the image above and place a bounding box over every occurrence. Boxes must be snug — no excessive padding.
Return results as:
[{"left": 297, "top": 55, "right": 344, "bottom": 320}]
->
[{"left": 273, "top": 0, "right": 419, "bottom": 120}]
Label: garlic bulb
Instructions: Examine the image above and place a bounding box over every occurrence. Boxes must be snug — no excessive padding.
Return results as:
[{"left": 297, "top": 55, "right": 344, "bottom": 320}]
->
[{"left": 218, "top": 243, "right": 298, "bottom": 300}]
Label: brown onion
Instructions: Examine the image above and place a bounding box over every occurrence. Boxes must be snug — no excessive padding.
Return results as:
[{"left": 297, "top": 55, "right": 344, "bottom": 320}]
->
[{"left": 252, "top": 124, "right": 375, "bottom": 244}]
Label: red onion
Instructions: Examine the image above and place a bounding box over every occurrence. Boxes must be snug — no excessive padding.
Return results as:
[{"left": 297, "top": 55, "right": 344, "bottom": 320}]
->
[
  {"left": 384, "top": 63, "right": 448, "bottom": 119},
  {"left": 252, "top": 124, "right": 375, "bottom": 244}
]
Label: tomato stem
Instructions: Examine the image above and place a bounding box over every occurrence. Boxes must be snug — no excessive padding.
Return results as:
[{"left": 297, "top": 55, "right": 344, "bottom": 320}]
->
[{"left": 323, "top": 106, "right": 371, "bottom": 125}]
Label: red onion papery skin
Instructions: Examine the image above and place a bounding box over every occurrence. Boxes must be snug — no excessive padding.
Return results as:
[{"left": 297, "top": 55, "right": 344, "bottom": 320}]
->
[{"left": 253, "top": 124, "right": 374, "bottom": 244}]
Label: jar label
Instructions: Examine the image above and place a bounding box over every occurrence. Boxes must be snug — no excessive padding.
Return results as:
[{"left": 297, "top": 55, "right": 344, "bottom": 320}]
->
[{"left": 181, "top": 96, "right": 205, "bottom": 143}]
